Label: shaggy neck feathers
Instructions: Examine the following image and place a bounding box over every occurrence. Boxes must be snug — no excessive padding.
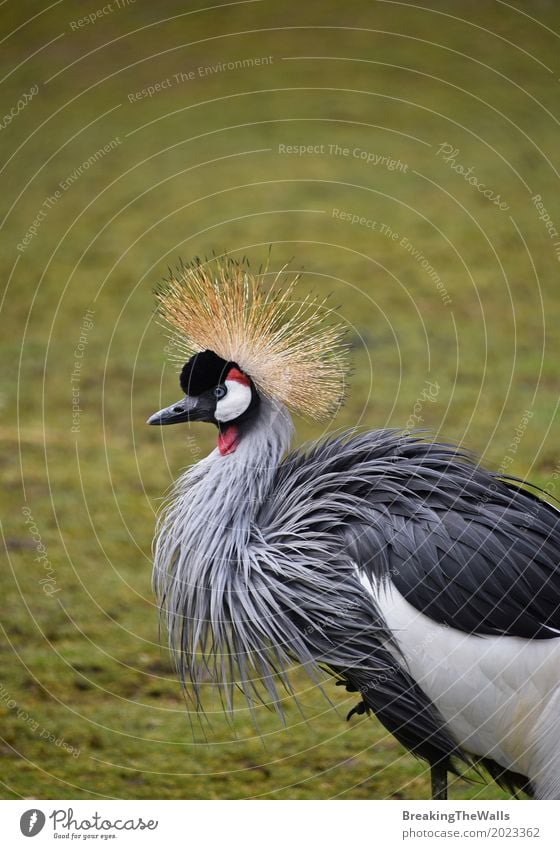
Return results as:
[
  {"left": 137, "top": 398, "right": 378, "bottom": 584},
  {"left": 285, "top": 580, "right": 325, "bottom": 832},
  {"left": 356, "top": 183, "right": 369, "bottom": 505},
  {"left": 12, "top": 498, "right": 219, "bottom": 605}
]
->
[{"left": 152, "top": 398, "right": 294, "bottom": 704}]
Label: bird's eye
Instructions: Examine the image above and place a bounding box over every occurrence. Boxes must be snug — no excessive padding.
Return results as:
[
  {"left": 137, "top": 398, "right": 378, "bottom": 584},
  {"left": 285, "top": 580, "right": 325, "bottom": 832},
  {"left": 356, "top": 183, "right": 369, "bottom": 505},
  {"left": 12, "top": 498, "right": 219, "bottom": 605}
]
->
[{"left": 213, "top": 385, "right": 227, "bottom": 399}]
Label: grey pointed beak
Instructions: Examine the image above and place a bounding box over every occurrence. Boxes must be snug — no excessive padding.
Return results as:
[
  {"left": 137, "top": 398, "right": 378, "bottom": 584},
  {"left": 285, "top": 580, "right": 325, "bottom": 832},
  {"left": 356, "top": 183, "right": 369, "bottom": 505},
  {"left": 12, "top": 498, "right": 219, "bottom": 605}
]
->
[{"left": 147, "top": 395, "right": 201, "bottom": 425}]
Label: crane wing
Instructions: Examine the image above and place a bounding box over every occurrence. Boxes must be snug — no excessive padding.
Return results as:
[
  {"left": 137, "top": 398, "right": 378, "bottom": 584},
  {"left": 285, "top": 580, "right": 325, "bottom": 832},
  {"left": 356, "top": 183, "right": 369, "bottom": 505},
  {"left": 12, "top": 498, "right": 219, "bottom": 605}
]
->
[
  {"left": 256, "top": 429, "right": 560, "bottom": 778},
  {"left": 265, "top": 429, "right": 560, "bottom": 641}
]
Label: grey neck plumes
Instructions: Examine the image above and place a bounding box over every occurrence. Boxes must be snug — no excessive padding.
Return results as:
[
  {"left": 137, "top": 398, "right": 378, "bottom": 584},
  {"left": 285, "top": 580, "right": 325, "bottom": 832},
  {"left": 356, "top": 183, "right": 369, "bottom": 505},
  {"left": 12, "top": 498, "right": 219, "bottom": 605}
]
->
[{"left": 152, "top": 397, "right": 294, "bottom": 704}]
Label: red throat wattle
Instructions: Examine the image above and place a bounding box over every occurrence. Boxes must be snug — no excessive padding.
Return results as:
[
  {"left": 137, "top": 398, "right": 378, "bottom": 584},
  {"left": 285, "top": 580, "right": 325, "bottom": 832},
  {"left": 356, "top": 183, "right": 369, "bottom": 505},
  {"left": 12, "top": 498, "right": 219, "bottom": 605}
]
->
[{"left": 218, "top": 425, "right": 239, "bottom": 455}]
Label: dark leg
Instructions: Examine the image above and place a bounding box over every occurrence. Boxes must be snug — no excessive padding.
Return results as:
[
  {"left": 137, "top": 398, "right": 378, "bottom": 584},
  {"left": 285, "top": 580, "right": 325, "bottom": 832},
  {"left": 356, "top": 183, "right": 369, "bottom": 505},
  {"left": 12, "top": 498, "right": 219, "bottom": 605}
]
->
[{"left": 431, "top": 763, "right": 448, "bottom": 800}]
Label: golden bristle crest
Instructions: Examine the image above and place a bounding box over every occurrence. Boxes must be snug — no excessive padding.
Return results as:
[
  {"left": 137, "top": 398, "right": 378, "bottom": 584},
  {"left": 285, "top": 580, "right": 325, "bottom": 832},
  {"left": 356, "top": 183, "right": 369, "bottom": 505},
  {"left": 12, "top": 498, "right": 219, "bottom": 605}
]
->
[{"left": 155, "top": 256, "right": 349, "bottom": 420}]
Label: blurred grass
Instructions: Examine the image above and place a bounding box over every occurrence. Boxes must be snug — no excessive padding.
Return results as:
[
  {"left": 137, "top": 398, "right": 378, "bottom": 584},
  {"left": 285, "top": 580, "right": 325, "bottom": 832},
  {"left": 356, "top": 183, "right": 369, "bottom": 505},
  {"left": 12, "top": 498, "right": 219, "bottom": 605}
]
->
[{"left": 1, "top": 0, "right": 560, "bottom": 800}]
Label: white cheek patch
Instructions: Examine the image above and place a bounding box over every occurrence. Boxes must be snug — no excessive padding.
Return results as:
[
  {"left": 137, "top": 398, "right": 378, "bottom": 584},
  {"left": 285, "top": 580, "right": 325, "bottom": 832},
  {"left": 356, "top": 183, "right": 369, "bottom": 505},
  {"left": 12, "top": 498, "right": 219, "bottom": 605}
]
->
[{"left": 215, "top": 379, "right": 252, "bottom": 422}]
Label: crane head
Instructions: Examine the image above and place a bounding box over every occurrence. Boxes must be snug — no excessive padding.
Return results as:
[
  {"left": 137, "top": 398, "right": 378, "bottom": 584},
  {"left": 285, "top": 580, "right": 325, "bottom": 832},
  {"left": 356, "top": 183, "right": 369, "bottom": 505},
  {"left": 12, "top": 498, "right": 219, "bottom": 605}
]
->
[
  {"left": 147, "top": 349, "right": 260, "bottom": 455},
  {"left": 149, "top": 255, "right": 349, "bottom": 433}
]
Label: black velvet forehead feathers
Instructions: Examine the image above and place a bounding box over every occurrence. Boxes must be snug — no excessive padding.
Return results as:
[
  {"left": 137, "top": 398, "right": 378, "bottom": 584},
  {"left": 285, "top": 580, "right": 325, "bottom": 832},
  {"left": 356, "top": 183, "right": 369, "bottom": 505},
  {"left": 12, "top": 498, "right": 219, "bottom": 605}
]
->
[{"left": 180, "top": 349, "right": 236, "bottom": 396}]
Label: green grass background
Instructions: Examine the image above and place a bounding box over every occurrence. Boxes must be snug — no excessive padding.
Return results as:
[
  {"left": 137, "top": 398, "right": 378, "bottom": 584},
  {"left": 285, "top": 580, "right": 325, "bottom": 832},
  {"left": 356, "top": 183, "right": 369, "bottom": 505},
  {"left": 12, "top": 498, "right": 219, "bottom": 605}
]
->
[{"left": 1, "top": 0, "right": 560, "bottom": 800}]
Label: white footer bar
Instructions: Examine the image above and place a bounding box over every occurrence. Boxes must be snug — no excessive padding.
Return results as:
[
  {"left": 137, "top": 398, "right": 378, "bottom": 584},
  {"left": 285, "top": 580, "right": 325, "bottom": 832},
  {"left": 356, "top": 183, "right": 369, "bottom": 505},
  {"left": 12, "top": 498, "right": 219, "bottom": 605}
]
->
[{"left": 1, "top": 799, "right": 558, "bottom": 848}]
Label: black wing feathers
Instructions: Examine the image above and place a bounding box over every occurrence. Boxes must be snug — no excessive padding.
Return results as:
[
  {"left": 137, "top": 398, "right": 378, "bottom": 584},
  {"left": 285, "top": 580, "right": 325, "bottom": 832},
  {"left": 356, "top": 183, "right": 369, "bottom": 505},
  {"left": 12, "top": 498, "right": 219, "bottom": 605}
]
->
[
  {"left": 260, "top": 429, "right": 560, "bottom": 777},
  {"left": 274, "top": 429, "right": 560, "bottom": 639}
]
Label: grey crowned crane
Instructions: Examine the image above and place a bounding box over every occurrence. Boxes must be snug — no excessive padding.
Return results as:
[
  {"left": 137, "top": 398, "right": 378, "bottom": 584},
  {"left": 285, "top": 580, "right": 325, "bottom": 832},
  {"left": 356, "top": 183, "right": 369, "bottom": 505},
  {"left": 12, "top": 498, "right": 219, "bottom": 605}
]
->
[{"left": 147, "top": 257, "right": 560, "bottom": 800}]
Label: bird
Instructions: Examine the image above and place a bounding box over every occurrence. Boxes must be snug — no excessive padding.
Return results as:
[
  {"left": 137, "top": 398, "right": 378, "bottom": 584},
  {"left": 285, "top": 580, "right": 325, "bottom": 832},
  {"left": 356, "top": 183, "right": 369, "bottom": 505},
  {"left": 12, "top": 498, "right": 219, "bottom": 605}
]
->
[{"left": 147, "top": 255, "right": 560, "bottom": 800}]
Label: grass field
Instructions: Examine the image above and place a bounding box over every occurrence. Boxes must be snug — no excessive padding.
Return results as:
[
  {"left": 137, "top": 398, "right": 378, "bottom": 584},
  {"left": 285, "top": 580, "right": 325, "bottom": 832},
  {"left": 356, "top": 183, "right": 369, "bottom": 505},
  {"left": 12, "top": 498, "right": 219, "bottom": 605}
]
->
[{"left": 1, "top": 0, "right": 560, "bottom": 800}]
